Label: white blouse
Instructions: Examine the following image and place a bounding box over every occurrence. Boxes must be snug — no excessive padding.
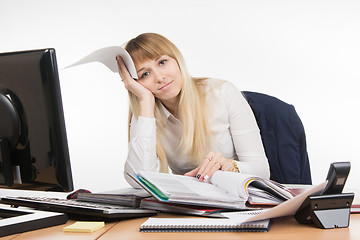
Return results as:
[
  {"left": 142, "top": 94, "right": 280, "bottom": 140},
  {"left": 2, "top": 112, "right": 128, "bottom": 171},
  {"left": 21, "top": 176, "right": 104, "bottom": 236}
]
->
[{"left": 124, "top": 79, "right": 270, "bottom": 187}]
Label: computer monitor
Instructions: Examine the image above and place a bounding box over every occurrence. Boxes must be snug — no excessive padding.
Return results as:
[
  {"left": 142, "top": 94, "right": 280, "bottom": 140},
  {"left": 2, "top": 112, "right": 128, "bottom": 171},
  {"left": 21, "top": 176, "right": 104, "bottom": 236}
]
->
[{"left": 0, "top": 48, "right": 73, "bottom": 192}]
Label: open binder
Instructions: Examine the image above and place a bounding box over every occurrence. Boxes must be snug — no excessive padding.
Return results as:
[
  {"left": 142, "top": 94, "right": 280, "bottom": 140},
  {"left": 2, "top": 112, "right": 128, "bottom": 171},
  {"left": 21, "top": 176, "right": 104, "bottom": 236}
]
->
[{"left": 129, "top": 170, "right": 293, "bottom": 210}]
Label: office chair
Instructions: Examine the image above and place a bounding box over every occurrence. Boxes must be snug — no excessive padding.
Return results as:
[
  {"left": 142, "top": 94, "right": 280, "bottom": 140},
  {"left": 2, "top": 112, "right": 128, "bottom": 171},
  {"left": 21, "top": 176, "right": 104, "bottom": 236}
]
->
[{"left": 242, "top": 91, "right": 312, "bottom": 184}]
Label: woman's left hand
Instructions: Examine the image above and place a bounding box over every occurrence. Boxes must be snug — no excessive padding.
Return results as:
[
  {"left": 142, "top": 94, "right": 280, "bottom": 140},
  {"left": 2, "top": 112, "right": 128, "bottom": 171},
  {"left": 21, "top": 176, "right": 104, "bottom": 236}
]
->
[{"left": 184, "top": 152, "right": 236, "bottom": 181}]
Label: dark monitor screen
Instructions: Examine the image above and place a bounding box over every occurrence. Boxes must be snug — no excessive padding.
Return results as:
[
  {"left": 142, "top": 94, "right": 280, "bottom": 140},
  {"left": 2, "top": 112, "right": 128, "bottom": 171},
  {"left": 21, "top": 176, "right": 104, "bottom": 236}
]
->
[{"left": 0, "top": 48, "right": 73, "bottom": 192}]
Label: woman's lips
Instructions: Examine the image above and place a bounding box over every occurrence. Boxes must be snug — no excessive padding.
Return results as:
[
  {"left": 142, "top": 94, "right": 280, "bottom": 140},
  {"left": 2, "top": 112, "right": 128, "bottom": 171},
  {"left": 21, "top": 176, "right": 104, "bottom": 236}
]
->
[{"left": 159, "top": 80, "right": 173, "bottom": 90}]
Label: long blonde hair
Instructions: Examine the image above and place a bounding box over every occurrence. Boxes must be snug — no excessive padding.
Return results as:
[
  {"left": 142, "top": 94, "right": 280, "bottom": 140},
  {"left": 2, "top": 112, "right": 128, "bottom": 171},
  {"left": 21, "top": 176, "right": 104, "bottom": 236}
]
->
[{"left": 125, "top": 33, "right": 211, "bottom": 172}]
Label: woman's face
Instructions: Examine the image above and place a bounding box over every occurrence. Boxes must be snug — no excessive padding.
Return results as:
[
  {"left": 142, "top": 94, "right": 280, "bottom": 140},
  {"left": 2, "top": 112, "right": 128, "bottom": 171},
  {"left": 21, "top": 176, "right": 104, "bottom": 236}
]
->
[{"left": 136, "top": 55, "right": 182, "bottom": 104}]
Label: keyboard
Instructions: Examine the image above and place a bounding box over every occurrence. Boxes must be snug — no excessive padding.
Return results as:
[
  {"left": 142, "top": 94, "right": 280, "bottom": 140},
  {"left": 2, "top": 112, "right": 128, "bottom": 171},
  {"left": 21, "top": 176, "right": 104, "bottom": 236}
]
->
[{"left": 0, "top": 196, "right": 157, "bottom": 220}]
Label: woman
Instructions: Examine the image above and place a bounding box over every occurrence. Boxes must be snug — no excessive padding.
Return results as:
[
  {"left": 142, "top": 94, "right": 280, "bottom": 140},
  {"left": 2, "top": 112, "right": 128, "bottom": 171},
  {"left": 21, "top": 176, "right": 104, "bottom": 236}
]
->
[{"left": 117, "top": 33, "right": 270, "bottom": 187}]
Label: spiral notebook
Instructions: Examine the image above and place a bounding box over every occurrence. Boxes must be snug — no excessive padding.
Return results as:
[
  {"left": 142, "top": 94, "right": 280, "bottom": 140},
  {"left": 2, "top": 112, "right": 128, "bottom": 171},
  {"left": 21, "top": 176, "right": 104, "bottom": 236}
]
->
[{"left": 140, "top": 217, "right": 271, "bottom": 232}]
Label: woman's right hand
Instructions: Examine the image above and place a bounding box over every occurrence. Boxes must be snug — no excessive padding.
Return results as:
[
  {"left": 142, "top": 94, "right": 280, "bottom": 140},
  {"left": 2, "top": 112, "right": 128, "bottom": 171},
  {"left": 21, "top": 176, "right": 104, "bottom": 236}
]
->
[
  {"left": 116, "top": 56, "right": 154, "bottom": 100},
  {"left": 116, "top": 56, "right": 155, "bottom": 117}
]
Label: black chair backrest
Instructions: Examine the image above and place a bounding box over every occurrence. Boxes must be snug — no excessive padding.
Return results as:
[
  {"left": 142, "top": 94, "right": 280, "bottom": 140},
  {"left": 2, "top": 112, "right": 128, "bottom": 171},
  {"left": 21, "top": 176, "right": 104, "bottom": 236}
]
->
[{"left": 242, "top": 91, "right": 312, "bottom": 184}]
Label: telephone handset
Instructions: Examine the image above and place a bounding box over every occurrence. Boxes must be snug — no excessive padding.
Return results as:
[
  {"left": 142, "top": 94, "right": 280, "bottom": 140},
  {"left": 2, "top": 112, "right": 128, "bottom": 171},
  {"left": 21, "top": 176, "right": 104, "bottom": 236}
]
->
[{"left": 321, "top": 161, "right": 351, "bottom": 195}]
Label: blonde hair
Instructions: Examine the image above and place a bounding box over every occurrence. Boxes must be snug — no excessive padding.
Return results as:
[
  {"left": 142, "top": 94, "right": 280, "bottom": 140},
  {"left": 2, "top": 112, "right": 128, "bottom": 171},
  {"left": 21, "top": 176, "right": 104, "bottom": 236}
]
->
[{"left": 125, "top": 33, "right": 211, "bottom": 172}]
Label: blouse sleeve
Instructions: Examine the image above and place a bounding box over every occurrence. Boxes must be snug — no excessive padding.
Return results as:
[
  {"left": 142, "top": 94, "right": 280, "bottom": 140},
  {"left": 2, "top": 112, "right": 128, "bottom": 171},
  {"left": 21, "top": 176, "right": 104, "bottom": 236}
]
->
[
  {"left": 123, "top": 116, "right": 158, "bottom": 187},
  {"left": 223, "top": 82, "right": 270, "bottom": 179}
]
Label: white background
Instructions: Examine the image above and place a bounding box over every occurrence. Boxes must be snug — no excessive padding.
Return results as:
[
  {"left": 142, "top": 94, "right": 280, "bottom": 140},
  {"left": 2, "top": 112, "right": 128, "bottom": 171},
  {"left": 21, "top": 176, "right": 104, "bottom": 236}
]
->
[{"left": 1, "top": 0, "right": 359, "bottom": 193}]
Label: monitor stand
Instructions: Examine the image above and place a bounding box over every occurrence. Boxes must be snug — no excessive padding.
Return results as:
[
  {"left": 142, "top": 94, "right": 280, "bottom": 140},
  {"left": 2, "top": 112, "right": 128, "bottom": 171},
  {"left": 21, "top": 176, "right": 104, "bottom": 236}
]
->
[
  {"left": 0, "top": 204, "right": 68, "bottom": 237},
  {"left": 0, "top": 137, "right": 13, "bottom": 186}
]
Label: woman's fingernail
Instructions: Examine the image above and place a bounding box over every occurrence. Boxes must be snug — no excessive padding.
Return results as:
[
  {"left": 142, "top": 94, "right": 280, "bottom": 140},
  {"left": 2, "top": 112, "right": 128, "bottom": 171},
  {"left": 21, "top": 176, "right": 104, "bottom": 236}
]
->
[
  {"left": 204, "top": 175, "right": 209, "bottom": 180},
  {"left": 196, "top": 174, "right": 201, "bottom": 179}
]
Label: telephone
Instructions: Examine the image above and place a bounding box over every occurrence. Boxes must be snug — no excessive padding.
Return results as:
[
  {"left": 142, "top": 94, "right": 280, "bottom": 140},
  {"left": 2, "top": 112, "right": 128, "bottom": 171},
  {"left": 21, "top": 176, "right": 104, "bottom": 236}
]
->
[{"left": 294, "top": 162, "right": 354, "bottom": 229}]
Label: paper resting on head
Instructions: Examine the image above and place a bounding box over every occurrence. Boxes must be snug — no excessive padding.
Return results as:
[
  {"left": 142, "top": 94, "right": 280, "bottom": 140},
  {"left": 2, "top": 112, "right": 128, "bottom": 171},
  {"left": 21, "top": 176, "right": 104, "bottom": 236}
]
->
[{"left": 65, "top": 46, "right": 138, "bottom": 79}]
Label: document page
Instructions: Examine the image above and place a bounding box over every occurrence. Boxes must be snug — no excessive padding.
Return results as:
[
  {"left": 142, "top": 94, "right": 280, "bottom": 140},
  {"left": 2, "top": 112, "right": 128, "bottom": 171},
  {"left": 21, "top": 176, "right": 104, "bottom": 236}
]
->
[
  {"left": 210, "top": 171, "right": 293, "bottom": 203},
  {"left": 222, "top": 181, "right": 328, "bottom": 223},
  {"left": 138, "top": 171, "right": 241, "bottom": 202},
  {"left": 65, "top": 46, "right": 138, "bottom": 78}
]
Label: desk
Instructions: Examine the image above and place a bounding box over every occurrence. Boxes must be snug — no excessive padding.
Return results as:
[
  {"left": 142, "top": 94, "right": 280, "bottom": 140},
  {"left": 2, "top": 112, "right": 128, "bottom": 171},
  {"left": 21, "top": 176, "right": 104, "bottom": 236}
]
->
[{"left": 1, "top": 213, "right": 359, "bottom": 240}]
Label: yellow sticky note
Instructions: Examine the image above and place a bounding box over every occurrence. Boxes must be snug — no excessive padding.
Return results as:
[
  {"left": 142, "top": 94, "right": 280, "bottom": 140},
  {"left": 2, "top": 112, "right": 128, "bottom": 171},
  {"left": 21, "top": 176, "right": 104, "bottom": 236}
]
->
[{"left": 63, "top": 221, "right": 105, "bottom": 233}]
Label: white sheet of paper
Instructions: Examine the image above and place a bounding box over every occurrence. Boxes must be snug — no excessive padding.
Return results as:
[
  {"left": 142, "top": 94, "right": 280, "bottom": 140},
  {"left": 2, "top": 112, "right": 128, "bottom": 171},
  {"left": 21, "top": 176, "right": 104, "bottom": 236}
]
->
[
  {"left": 65, "top": 46, "right": 138, "bottom": 79},
  {"left": 222, "top": 180, "right": 328, "bottom": 224}
]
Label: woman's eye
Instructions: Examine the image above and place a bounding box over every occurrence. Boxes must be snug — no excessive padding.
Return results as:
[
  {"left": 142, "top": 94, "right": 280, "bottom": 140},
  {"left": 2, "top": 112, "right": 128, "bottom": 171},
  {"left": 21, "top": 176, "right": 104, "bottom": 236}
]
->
[
  {"left": 140, "top": 72, "right": 149, "bottom": 79},
  {"left": 159, "top": 59, "right": 167, "bottom": 65}
]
